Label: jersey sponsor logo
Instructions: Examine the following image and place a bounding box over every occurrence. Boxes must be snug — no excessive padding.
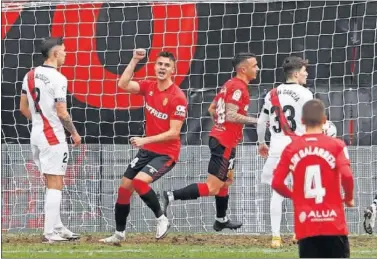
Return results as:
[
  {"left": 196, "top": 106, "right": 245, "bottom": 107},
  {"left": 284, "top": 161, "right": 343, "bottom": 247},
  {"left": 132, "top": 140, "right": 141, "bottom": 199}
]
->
[
  {"left": 289, "top": 146, "right": 336, "bottom": 171},
  {"left": 232, "top": 89, "right": 242, "bottom": 101},
  {"left": 145, "top": 103, "right": 168, "bottom": 120},
  {"left": 174, "top": 105, "right": 186, "bottom": 117},
  {"left": 299, "top": 209, "right": 338, "bottom": 223}
]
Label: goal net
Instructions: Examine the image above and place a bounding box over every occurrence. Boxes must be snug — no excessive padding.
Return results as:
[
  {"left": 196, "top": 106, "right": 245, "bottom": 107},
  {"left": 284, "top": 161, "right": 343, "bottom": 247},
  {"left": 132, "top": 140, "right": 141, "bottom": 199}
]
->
[{"left": 2, "top": 1, "right": 376, "bottom": 234}]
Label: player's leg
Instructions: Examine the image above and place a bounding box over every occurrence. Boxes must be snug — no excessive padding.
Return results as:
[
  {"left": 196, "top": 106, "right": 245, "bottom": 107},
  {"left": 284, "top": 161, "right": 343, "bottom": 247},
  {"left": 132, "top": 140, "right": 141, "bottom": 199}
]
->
[
  {"left": 297, "top": 236, "right": 321, "bottom": 258},
  {"left": 100, "top": 150, "right": 148, "bottom": 243},
  {"left": 162, "top": 137, "right": 242, "bottom": 231},
  {"left": 213, "top": 149, "right": 241, "bottom": 231},
  {"left": 364, "top": 194, "right": 377, "bottom": 234},
  {"left": 162, "top": 137, "right": 226, "bottom": 204},
  {"left": 133, "top": 154, "right": 175, "bottom": 239},
  {"left": 38, "top": 143, "right": 75, "bottom": 242},
  {"left": 262, "top": 156, "right": 285, "bottom": 248}
]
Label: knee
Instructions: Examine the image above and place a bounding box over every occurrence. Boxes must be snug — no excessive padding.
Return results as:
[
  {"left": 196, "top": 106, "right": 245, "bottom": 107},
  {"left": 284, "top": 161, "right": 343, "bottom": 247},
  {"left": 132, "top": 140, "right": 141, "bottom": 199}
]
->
[
  {"left": 132, "top": 178, "right": 150, "bottom": 195},
  {"left": 120, "top": 177, "right": 134, "bottom": 191},
  {"left": 117, "top": 186, "right": 133, "bottom": 205},
  {"left": 45, "top": 175, "right": 64, "bottom": 190},
  {"left": 207, "top": 184, "right": 220, "bottom": 196}
]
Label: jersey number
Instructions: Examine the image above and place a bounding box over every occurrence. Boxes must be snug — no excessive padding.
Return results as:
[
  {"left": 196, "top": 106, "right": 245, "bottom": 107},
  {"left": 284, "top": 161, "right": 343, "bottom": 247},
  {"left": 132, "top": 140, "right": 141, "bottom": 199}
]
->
[
  {"left": 270, "top": 105, "right": 296, "bottom": 133},
  {"left": 62, "top": 152, "right": 68, "bottom": 163},
  {"left": 216, "top": 97, "right": 226, "bottom": 124},
  {"left": 304, "top": 165, "right": 326, "bottom": 204},
  {"left": 33, "top": 87, "right": 41, "bottom": 113}
]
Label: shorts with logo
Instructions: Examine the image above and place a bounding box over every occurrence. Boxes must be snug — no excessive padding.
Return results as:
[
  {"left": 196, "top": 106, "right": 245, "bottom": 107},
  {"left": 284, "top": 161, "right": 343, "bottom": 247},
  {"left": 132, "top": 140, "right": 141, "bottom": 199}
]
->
[
  {"left": 207, "top": 136, "right": 236, "bottom": 182},
  {"left": 298, "top": 235, "right": 350, "bottom": 258},
  {"left": 31, "top": 143, "right": 69, "bottom": 175},
  {"left": 123, "top": 149, "right": 176, "bottom": 182}
]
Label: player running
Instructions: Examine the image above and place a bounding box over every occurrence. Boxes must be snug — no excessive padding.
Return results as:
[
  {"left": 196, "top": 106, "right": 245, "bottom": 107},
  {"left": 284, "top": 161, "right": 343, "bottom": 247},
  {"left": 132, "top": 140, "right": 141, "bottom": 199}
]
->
[
  {"left": 272, "top": 99, "right": 354, "bottom": 258},
  {"left": 19, "top": 37, "right": 81, "bottom": 243},
  {"left": 256, "top": 56, "right": 313, "bottom": 247},
  {"left": 100, "top": 49, "right": 187, "bottom": 243},
  {"left": 161, "top": 53, "right": 259, "bottom": 231}
]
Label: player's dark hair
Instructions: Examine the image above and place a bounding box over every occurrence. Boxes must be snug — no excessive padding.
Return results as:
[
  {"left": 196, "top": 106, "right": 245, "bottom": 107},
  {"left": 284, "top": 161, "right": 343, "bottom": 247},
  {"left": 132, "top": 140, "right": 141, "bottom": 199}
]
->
[
  {"left": 232, "top": 52, "right": 256, "bottom": 70},
  {"left": 302, "top": 99, "right": 326, "bottom": 127},
  {"left": 40, "top": 37, "right": 64, "bottom": 59},
  {"left": 158, "top": 51, "right": 176, "bottom": 62},
  {"left": 283, "top": 56, "right": 308, "bottom": 78}
]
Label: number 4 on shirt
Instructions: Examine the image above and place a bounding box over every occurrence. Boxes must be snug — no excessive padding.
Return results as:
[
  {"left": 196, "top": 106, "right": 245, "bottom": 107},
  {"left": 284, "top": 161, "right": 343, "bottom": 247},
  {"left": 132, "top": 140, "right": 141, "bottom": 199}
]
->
[{"left": 304, "top": 165, "right": 326, "bottom": 204}]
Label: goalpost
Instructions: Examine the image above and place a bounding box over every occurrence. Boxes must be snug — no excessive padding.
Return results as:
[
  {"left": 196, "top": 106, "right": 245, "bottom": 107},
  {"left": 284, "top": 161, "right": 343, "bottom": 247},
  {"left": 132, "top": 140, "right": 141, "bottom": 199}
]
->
[{"left": 1, "top": 1, "right": 376, "bottom": 234}]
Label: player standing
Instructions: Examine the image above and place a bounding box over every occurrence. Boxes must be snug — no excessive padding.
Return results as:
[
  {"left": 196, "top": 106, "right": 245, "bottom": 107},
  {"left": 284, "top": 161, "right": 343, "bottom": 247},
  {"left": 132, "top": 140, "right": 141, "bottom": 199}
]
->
[
  {"left": 100, "top": 49, "right": 187, "bottom": 243},
  {"left": 161, "top": 53, "right": 259, "bottom": 231},
  {"left": 19, "top": 37, "right": 81, "bottom": 242},
  {"left": 272, "top": 99, "right": 354, "bottom": 258},
  {"left": 257, "top": 56, "right": 313, "bottom": 247},
  {"left": 364, "top": 194, "right": 377, "bottom": 234}
]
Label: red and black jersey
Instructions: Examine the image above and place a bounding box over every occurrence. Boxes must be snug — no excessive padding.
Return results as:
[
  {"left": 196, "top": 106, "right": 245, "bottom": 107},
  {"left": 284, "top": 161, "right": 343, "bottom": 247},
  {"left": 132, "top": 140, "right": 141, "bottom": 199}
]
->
[
  {"left": 209, "top": 77, "right": 250, "bottom": 148},
  {"left": 138, "top": 80, "right": 188, "bottom": 161}
]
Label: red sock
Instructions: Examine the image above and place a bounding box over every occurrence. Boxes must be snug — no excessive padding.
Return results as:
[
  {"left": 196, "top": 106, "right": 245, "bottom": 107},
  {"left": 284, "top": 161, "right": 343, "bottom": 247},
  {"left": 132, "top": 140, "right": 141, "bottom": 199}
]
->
[
  {"left": 217, "top": 187, "right": 228, "bottom": 197},
  {"left": 117, "top": 187, "right": 132, "bottom": 204},
  {"left": 197, "top": 183, "right": 210, "bottom": 197},
  {"left": 132, "top": 179, "right": 151, "bottom": 196}
]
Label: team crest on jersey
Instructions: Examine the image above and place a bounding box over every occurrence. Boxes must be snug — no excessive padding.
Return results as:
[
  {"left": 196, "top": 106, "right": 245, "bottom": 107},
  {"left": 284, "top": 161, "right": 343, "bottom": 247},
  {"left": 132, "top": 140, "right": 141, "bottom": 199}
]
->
[
  {"left": 163, "top": 97, "right": 168, "bottom": 106},
  {"left": 232, "top": 89, "right": 242, "bottom": 101}
]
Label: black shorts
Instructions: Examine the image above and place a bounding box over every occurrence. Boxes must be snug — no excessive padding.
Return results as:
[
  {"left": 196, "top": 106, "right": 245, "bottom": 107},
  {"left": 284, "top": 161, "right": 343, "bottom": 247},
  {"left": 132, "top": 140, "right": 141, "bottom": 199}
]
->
[
  {"left": 207, "top": 136, "right": 236, "bottom": 182},
  {"left": 123, "top": 149, "right": 176, "bottom": 182},
  {"left": 298, "top": 235, "right": 350, "bottom": 258}
]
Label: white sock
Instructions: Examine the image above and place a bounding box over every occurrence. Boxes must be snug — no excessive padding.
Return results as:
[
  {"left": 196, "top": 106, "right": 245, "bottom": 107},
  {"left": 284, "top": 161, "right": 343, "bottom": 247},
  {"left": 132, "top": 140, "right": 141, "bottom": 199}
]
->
[
  {"left": 44, "top": 189, "right": 62, "bottom": 236},
  {"left": 215, "top": 216, "right": 228, "bottom": 223},
  {"left": 270, "top": 190, "right": 285, "bottom": 237},
  {"left": 167, "top": 191, "right": 175, "bottom": 202},
  {"left": 54, "top": 208, "right": 64, "bottom": 230},
  {"left": 115, "top": 230, "right": 125, "bottom": 237}
]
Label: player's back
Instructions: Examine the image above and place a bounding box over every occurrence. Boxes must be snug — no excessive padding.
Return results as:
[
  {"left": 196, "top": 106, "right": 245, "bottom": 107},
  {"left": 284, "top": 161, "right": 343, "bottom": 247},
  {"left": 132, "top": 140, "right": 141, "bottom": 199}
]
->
[
  {"left": 22, "top": 65, "right": 67, "bottom": 146},
  {"left": 287, "top": 134, "right": 349, "bottom": 239},
  {"left": 265, "top": 83, "right": 313, "bottom": 156}
]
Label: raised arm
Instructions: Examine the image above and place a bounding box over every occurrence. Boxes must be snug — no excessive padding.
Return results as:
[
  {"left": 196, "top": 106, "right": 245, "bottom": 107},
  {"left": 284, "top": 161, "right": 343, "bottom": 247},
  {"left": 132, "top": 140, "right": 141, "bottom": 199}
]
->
[{"left": 117, "top": 49, "right": 146, "bottom": 94}]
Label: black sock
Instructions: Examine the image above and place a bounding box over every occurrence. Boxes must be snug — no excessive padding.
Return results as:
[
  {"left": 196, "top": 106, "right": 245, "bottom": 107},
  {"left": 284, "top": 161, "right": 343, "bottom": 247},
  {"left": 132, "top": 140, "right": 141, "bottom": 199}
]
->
[
  {"left": 115, "top": 203, "right": 130, "bottom": 232},
  {"left": 140, "top": 188, "right": 163, "bottom": 218},
  {"left": 215, "top": 195, "right": 229, "bottom": 218},
  {"left": 172, "top": 183, "right": 203, "bottom": 200}
]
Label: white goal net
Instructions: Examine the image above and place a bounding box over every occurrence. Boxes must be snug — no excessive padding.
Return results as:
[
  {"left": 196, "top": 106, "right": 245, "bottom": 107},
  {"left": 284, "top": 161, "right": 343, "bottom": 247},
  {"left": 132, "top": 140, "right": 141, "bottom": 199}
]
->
[{"left": 1, "top": 1, "right": 376, "bottom": 234}]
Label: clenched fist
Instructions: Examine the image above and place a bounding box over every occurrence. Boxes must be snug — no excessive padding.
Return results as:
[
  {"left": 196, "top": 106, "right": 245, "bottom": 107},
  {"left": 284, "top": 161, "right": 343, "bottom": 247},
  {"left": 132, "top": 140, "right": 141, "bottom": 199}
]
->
[{"left": 133, "top": 48, "right": 146, "bottom": 61}]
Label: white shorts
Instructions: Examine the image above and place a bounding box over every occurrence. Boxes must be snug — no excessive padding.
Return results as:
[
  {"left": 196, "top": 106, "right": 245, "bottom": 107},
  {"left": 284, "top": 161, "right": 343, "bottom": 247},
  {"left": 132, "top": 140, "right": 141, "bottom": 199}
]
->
[{"left": 31, "top": 143, "right": 69, "bottom": 175}]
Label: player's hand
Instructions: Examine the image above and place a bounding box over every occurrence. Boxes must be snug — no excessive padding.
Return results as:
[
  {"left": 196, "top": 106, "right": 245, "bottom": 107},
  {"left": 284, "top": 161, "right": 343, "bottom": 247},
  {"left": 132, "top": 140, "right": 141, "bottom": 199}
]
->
[
  {"left": 72, "top": 133, "right": 81, "bottom": 147},
  {"left": 130, "top": 136, "right": 148, "bottom": 148},
  {"left": 344, "top": 199, "right": 354, "bottom": 207},
  {"left": 133, "top": 49, "right": 146, "bottom": 61},
  {"left": 258, "top": 143, "right": 269, "bottom": 158}
]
